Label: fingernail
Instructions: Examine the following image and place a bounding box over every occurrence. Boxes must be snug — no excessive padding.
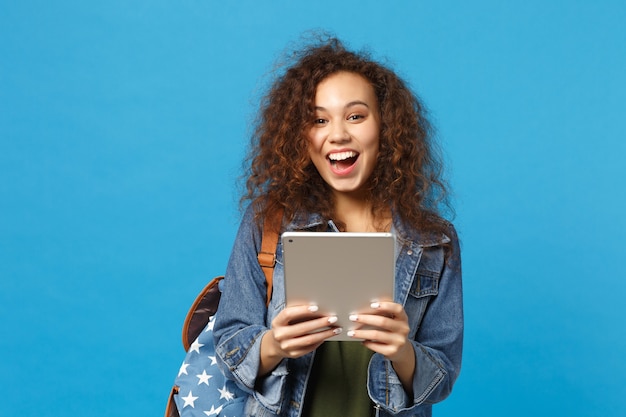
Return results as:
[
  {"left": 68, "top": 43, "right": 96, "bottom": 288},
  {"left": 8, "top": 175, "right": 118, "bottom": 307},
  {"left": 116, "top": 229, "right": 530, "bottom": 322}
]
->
[
  {"left": 370, "top": 302, "right": 380, "bottom": 309},
  {"left": 347, "top": 330, "right": 355, "bottom": 337},
  {"left": 328, "top": 316, "right": 338, "bottom": 324},
  {"left": 308, "top": 305, "right": 319, "bottom": 312},
  {"left": 333, "top": 327, "right": 343, "bottom": 335},
  {"left": 349, "top": 314, "right": 358, "bottom": 321}
]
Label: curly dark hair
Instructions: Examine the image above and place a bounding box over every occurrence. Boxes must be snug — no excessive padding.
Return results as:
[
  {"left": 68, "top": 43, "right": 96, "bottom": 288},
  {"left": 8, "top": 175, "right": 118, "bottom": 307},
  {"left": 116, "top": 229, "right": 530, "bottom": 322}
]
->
[{"left": 242, "top": 35, "right": 452, "bottom": 235}]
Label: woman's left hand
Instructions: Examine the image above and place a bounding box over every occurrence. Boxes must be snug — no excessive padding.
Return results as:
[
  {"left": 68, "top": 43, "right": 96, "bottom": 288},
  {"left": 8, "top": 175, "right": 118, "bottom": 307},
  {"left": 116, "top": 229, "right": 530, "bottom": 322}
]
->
[{"left": 347, "top": 301, "right": 415, "bottom": 393}]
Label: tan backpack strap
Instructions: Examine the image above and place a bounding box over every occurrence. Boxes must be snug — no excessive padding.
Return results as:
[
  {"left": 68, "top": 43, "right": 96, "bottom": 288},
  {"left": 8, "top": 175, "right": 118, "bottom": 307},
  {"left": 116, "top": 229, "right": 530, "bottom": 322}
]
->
[
  {"left": 180, "top": 208, "right": 284, "bottom": 350},
  {"left": 257, "top": 208, "right": 284, "bottom": 306}
]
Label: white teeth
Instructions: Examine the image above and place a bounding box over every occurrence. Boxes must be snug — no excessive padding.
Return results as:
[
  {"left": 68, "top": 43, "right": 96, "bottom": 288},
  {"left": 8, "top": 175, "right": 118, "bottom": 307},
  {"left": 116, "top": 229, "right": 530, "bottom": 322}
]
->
[{"left": 328, "top": 151, "right": 357, "bottom": 161}]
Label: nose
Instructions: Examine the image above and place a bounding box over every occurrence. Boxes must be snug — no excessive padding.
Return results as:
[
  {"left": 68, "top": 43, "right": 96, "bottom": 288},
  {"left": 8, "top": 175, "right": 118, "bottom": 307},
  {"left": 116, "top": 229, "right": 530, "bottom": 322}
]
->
[{"left": 328, "top": 121, "right": 350, "bottom": 143}]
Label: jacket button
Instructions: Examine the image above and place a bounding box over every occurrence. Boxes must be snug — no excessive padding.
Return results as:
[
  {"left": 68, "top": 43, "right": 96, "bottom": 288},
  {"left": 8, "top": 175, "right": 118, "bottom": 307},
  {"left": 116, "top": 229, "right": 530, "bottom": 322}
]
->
[{"left": 407, "top": 249, "right": 413, "bottom": 255}]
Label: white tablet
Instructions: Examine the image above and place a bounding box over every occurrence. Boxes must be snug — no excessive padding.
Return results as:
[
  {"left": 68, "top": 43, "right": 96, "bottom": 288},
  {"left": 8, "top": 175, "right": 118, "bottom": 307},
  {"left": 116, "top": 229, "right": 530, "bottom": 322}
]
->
[{"left": 282, "top": 231, "right": 395, "bottom": 341}]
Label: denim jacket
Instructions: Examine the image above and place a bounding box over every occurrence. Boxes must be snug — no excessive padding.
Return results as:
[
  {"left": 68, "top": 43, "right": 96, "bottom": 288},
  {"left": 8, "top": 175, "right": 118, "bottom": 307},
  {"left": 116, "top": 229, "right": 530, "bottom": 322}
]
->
[{"left": 214, "top": 206, "right": 463, "bottom": 417}]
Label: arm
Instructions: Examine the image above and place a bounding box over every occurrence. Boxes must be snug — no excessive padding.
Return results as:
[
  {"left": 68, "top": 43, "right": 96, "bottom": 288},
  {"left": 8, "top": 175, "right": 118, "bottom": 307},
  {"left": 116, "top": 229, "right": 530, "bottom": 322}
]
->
[
  {"left": 213, "top": 206, "right": 273, "bottom": 390},
  {"left": 367, "top": 226, "right": 464, "bottom": 414},
  {"left": 213, "top": 207, "right": 341, "bottom": 401}
]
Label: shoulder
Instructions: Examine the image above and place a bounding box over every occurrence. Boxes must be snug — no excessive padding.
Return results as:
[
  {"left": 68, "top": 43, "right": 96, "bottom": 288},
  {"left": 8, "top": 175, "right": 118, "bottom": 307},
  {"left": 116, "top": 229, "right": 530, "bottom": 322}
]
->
[
  {"left": 393, "top": 212, "right": 458, "bottom": 249},
  {"left": 231, "top": 204, "right": 263, "bottom": 251}
]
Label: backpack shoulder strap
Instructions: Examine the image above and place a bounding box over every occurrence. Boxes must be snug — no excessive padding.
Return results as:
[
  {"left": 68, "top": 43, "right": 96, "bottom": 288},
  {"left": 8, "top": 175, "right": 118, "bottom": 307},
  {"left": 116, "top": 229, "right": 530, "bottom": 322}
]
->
[
  {"left": 257, "top": 208, "right": 283, "bottom": 305},
  {"left": 181, "top": 208, "right": 283, "bottom": 350}
]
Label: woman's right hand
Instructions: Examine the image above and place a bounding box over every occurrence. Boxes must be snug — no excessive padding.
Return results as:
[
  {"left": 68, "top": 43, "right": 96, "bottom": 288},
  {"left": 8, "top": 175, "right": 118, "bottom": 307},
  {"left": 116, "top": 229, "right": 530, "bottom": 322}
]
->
[{"left": 258, "top": 305, "right": 340, "bottom": 376}]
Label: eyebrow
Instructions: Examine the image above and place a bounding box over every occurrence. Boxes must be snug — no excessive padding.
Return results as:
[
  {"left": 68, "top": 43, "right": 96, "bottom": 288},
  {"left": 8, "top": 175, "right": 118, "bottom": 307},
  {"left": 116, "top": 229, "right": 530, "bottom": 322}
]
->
[{"left": 314, "top": 100, "right": 371, "bottom": 111}]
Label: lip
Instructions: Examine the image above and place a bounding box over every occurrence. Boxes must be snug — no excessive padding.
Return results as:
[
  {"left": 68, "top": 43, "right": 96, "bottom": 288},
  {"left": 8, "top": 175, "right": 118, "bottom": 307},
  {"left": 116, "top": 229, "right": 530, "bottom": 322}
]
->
[{"left": 327, "top": 149, "right": 359, "bottom": 176}]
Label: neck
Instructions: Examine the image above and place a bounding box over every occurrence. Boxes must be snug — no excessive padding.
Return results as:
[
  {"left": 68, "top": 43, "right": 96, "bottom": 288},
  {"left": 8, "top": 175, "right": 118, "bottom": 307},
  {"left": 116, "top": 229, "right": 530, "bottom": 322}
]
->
[{"left": 332, "top": 192, "right": 391, "bottom": 233}]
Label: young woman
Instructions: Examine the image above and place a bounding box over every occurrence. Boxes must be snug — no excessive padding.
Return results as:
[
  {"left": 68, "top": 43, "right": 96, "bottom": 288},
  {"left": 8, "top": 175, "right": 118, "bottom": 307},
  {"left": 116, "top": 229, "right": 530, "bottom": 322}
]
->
[{"left": 213, "top": 37, "right": 463, "bottom": 417}]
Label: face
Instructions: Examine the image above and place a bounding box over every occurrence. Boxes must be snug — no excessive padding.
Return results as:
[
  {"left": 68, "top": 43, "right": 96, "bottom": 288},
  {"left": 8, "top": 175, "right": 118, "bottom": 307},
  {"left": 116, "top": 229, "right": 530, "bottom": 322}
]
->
[{"left": 306, "top": 71, "right": 381, "bottom": 198}]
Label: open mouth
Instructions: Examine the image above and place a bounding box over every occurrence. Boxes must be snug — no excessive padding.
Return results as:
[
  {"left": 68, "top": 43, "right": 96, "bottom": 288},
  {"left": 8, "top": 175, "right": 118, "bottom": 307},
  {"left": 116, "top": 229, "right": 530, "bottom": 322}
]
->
[{"left": 328, "top": 151, "right": 359, "bottom": 171}]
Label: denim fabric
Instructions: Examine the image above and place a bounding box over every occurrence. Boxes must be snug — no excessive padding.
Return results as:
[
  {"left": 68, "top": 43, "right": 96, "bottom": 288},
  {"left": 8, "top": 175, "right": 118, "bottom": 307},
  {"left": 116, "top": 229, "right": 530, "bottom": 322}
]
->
[{"left": 214, "top": 206, "right": 463, "bottom": 417}]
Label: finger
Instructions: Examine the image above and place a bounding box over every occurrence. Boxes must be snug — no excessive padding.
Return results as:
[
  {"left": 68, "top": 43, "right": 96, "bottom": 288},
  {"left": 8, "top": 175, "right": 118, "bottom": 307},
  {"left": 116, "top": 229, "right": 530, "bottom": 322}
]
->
[
  {"left": 347, "top": 327, "right": 403, "bottom": 344},
  {"left": 278, "top": 326, "right": 343, "bottom": 358},
  {"left": 348, "top": 312, "right": 408, "bottom": 334},
  {"left": 277, "top": 304, "right": 324, "bottom": 325},
  {"left": 368, "top": 301, "right": 407, "bottom": 320},
  {"left": 348, "top": 307, "right": 409, "bottom": 344},
  {"left": 347, "top": 327, "right": 409, "bottom": 361},
  {"left": 287, "top": 315, "right": 340, "bottom": 338},
  {"left": 273, "top": 312, "right": 340, "bottom": 342},
  {"left": 348, "top": 313, "right": 390, "bottom": 330}
]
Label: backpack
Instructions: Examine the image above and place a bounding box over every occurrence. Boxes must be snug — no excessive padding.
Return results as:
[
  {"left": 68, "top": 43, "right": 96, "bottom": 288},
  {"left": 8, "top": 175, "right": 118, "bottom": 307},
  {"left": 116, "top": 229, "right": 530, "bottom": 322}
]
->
[{"left": 165, "top": 210, "right": 282, "bottom": 417}]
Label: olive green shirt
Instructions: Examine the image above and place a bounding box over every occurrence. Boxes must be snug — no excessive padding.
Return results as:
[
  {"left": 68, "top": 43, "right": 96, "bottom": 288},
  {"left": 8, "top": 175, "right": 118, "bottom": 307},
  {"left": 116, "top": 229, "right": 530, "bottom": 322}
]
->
[{"left": 302, "top": 341, "right": 375, "bottom": 417}]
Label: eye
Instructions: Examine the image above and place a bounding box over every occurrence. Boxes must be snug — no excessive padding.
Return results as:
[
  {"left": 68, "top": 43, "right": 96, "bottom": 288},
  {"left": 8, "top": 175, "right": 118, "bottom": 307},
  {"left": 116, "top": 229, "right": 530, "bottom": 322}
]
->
[
  {"left": 313, "top": 118, "right": 327, "bottom": 125},
  {"left": 348, "top": 114, "right": 364, "bottom": 121}
]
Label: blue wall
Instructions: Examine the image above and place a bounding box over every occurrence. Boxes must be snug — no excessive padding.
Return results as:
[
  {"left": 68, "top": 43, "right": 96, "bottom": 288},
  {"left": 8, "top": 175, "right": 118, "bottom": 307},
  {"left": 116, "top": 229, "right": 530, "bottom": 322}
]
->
[{"left": 1, "top": 1, "right": 625, "bottom": 416}]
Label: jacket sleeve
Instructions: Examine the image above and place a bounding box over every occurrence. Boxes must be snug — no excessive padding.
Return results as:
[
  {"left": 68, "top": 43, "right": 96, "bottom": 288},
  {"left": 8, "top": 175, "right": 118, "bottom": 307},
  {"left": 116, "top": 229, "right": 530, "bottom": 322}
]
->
[
  {"left": 368, "top": 225, "right": 464, "bottom": 415},
  {"left": 213, "top": 207, "right": 287, "bottom": 411}
]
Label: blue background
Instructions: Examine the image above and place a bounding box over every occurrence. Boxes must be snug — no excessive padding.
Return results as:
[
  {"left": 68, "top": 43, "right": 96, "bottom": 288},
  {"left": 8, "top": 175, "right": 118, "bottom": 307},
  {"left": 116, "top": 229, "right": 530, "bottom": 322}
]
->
[{"left": 1, "top": 1, "right": 625, "bottom": 416}]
